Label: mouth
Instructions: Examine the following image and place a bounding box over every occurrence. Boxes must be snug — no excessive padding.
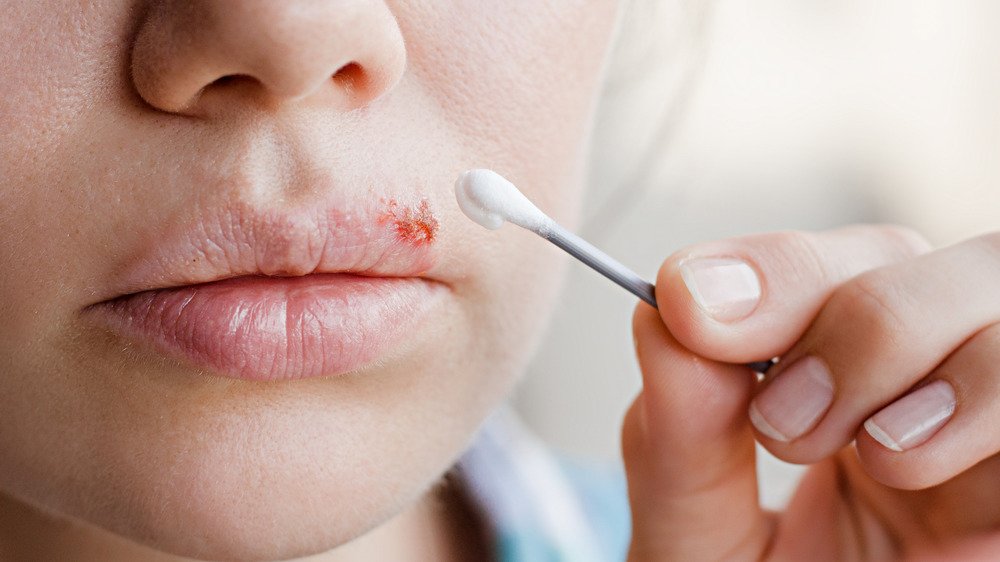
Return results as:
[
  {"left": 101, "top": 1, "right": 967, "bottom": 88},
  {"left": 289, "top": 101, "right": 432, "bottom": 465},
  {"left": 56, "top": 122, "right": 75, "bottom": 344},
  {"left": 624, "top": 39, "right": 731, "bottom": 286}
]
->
[{"left": 85, "top": 198, "right": 447, "bottom": 381}]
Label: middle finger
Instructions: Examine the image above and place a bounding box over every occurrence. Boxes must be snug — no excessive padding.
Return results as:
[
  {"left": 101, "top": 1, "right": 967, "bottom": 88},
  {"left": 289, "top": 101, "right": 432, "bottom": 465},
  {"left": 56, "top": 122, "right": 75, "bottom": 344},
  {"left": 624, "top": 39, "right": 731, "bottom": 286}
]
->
[{"left": 748, "top": 233, "right": 1000, "bottom": 464}]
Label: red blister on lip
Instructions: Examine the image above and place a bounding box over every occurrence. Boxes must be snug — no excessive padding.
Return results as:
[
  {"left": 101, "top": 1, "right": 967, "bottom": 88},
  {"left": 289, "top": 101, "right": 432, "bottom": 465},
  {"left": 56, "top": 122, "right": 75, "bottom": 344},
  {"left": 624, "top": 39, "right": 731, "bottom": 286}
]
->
[{"left": 379, "top": 198, "right": 439, "bottom": 245}]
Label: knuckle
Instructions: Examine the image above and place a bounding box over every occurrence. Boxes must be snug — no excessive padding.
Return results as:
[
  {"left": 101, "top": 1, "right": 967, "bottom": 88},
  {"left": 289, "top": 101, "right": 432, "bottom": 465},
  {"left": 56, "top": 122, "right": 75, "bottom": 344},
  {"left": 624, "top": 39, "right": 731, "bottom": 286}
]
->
[
  {"left": 827, "top": 272, "right": 910, "bottom": 350},
  {"left": 766, "top": 230, "right": 837, "bottom": 285},
  {"left": 876, "top": 224, "right": 933, "bottom": 258},
  {"left": 955, "top": 233, "right": 1000, "bottom": 282},
  {"left": 971, "top": 231, "right": 1000, "bottom": 257}
]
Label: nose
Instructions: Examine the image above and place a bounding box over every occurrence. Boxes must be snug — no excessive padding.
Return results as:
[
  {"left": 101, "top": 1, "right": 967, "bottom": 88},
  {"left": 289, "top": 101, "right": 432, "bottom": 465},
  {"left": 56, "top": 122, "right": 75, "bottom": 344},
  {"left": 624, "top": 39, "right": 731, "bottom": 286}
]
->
[{"left": 131, "top": 0, "right": 407, "bottom": 115}]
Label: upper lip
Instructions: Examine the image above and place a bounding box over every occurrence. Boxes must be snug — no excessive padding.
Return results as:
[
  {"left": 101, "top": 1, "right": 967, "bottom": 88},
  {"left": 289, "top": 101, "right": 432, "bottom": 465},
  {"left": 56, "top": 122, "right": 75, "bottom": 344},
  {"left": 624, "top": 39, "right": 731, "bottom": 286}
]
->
[{"left": 98, "top": 198, "right": 440, "bottom": 302}]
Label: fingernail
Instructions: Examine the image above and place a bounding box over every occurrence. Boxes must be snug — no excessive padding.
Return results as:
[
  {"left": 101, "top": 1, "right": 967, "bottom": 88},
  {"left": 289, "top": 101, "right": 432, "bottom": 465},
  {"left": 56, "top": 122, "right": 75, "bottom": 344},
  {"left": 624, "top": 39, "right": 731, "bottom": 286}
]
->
[
  {"left": 864, "top": 380, "right": 956, "bottom": 452},
  {"left": 679, "top": 258, "right": 761, "bottom": 322},
  {"left": 749, "top": 356, "right": 834, "bottom": 442}
]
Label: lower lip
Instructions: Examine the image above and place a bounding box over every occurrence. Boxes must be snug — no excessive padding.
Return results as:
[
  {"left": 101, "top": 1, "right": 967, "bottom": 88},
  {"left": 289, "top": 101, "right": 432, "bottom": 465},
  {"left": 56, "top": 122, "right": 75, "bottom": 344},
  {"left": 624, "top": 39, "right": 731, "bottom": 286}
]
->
[{"left": 88, "top": 274, "right": 445, "bottom": 381}]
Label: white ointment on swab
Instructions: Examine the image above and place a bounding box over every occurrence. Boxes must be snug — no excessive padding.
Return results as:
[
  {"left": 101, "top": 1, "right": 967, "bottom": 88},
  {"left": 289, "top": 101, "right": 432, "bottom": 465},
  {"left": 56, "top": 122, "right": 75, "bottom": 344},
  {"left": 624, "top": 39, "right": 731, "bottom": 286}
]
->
[
  {"left": 455, "top": 169, "right": 551, "bottom": 233},
  {"left": 455, "top": 169, "right": 657, "bottom": 307},
  {"left": 454, "top": 168, "right": 775, "bottom": 373}
]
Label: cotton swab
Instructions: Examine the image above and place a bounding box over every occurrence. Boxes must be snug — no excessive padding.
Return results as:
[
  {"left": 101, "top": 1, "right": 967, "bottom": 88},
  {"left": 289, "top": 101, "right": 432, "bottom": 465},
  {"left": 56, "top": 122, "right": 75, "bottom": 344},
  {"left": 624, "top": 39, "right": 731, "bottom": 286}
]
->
[
  {"left": 454, "top": 168, "right": 774, "bottom": 373},
  {"left": 456, "top": 169, "right": 657, "bottom": 307}
]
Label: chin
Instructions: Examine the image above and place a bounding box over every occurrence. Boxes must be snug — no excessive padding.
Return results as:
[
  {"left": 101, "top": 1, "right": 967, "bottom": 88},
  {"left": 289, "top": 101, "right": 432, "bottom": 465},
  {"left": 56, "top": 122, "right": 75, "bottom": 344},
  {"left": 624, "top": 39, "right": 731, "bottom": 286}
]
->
[
  {"left": 25, "top": 389, "right": 455, "bottom": 562},
  {"left": 84, "top": 437, "right": 414, "bottom": 561}
]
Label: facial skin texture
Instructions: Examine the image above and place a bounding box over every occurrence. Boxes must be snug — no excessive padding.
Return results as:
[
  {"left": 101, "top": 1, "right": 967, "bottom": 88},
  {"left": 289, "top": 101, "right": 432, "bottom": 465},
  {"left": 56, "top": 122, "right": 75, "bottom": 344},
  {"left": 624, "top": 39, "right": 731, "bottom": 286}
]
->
[{"left": 0, "top": 1, "right": 619, "bottom": 560}]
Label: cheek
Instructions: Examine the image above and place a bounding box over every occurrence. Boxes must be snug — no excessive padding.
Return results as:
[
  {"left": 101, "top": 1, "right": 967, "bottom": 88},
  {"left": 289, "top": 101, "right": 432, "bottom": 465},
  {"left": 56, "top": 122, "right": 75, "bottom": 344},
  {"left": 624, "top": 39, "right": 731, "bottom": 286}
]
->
[
  {"left": 0, "top": 4, "right": 133, "bottom": 152},
  {"left": 395, "top": 0, "right": 618, "bottom": 363},
  {"left": 0, "top": 4, "right": 135, "bottom": 339},
  {"left": 400, "top": 0, "right": 619, "bottom": 217}
]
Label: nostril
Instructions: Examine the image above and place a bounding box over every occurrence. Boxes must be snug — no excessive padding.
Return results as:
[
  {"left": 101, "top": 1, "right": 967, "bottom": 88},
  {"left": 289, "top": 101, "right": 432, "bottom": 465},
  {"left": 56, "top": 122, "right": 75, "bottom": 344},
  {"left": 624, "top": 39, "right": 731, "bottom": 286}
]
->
[
  {"left": 130, "top": 1, "right": 406, "bottom": 115},
  {"left": 209, "top": 74, "right": 257, "bottom": 89},
  {"left": 332, "top": 62, "right": 365, "bottom": 94},
  {"left": 195, "top": 74, "right": 264, "bottom": 108}
]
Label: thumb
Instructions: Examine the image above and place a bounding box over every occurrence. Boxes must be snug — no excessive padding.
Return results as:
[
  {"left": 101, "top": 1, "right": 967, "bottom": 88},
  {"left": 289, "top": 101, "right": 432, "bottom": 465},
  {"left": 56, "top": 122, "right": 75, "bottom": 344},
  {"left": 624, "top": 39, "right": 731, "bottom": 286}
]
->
[{"left": 623, "top": 305, "right": 773, "bottom": 561}]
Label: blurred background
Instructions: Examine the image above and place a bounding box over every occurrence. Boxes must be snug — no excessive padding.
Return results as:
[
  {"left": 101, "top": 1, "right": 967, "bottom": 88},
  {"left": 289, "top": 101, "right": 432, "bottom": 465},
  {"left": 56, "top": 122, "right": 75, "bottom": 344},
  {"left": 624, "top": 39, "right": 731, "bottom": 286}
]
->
[{"left": 514, "top": 0, "right": 1000, "bottom": 508}]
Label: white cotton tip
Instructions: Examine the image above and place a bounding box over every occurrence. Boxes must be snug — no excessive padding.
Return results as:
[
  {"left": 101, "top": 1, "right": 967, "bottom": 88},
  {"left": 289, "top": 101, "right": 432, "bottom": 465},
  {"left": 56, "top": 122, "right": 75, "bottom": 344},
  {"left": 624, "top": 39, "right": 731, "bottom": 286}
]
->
[{"left": 455, "top": 169, "right": 550, "bottom": 233}]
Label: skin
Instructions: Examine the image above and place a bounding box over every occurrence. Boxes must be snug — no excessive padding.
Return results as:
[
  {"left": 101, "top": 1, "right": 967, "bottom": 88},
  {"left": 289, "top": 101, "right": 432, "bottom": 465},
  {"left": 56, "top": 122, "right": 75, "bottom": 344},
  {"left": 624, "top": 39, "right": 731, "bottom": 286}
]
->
[
  {"left": 0, "top": 1, "right": 618, "bottom": 560},
  {"left": 626, "top": 226, "right": 1000, "bottom": 560}
]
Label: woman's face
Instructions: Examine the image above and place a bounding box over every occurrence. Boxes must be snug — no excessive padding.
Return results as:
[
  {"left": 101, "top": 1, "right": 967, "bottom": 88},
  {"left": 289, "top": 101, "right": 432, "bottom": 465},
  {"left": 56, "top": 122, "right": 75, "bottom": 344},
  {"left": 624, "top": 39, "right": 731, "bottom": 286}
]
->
[{"left": 0, "top": 1, "right": 618, "bottom": 559}]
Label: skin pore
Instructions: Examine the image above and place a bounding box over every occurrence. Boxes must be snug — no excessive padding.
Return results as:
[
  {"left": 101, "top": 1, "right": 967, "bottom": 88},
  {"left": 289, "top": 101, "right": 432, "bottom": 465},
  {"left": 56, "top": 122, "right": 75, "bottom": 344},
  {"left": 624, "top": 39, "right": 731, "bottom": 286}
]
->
[{"left": 0, "top": 1, "right": 619, "bottom": 560}]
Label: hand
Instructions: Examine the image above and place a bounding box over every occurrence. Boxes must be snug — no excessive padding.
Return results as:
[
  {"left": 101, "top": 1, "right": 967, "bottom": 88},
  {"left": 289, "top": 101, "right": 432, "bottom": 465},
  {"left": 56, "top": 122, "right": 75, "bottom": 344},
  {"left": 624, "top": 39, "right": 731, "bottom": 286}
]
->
[{"left": 622, "top": 225, "right": 1000, "bottom": 561}]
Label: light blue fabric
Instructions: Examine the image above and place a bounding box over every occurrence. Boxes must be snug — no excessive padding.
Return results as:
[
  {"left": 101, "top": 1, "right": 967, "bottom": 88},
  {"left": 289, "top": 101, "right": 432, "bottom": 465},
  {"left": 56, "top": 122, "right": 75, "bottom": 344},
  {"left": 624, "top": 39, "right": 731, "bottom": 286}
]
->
[
  {"left": 455, "top": 410, "right": 631, "bottom": 562},
  {"left": 557, "top": 458, "right": 631, "bottom": 561}
]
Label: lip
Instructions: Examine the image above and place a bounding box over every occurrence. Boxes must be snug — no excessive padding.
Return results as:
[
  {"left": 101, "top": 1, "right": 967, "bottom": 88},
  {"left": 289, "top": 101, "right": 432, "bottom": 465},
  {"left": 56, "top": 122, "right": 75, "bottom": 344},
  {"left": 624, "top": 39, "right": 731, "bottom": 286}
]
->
[{"left": 85, "top": 199, "right": 446, "bottom": 381}]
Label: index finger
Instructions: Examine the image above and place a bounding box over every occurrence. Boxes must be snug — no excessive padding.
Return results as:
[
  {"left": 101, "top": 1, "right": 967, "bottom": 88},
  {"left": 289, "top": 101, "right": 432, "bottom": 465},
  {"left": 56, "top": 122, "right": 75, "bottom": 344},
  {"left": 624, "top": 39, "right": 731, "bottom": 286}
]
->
[{"left": 654, "top": 225, "right": 931, "bottom": 364}]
